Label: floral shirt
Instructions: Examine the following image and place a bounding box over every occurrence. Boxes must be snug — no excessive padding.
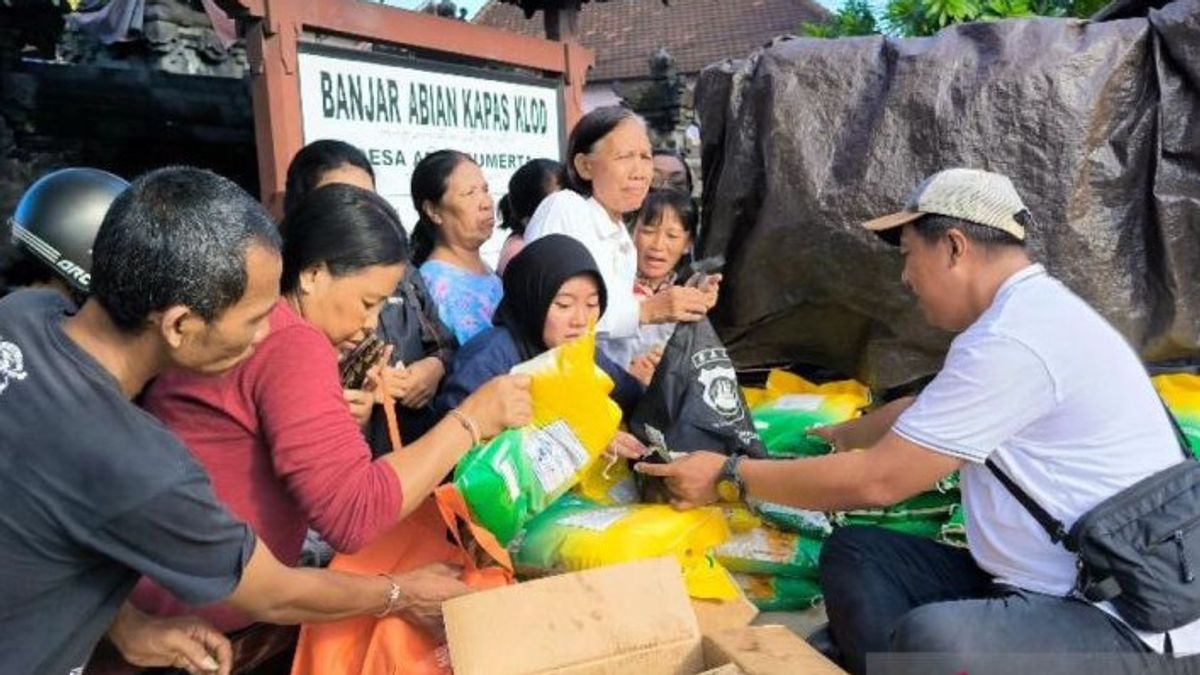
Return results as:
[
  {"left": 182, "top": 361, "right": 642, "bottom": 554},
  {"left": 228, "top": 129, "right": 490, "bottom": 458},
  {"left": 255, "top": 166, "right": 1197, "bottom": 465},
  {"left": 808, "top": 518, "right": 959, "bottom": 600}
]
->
[{"left": 419, "top": 259, "right": 503, "bottom": 346}]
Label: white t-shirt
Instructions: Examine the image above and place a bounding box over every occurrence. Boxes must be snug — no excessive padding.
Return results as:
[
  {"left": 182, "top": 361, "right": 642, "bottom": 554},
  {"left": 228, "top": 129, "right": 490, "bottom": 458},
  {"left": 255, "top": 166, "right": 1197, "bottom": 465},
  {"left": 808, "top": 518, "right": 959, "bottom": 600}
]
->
[
  {"left": 894, "top": 263, "right": 1200, "bottom": 654},
  {"left": 525, "top": 190, "right": 641, "bottom": 367}
]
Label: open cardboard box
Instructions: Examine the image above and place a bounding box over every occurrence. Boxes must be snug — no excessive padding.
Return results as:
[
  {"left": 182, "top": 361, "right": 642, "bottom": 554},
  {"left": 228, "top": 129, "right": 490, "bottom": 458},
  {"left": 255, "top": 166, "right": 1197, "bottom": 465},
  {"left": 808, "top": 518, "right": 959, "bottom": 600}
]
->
[{"left": 444, "top": 557, "right": 845, "bottom": 675}]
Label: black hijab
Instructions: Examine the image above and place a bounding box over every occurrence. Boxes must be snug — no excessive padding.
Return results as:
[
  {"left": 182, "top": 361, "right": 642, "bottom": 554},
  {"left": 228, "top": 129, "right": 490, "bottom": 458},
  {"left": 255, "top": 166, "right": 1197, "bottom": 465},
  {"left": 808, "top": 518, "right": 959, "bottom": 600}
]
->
[{"left": 493, "top": 234, "right": 609, "bottom": 361}]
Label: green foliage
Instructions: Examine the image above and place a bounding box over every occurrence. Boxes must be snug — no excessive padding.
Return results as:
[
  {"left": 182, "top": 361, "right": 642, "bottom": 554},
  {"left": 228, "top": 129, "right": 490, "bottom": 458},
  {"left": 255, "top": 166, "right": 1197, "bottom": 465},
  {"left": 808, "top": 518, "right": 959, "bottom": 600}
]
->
[
  {"left": 802, "top": 0, "right": 1109, "bottom": 39},
  {"left": 802, "top": 0, "right": 878, "bottom": 38}
]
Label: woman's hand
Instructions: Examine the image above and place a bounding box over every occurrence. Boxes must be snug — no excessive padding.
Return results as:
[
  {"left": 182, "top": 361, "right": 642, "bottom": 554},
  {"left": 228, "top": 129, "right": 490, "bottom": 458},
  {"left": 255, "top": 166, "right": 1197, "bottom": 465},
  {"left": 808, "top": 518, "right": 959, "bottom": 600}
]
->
[
  {"left": 344, "top": 388, "right": 374, "bottom": 428},
  {"left": 628, "top": 346, "right": 664, "bottom": 386},
  {"left": 606, "top": 431, "right": 649, "bottom": 460},
  {"left": 392, "top": 563, "right": 474, "bottom": 644},
  {"left": 694, "top": 273, "right": 722, "bottom": 310},
  {"left": 383, "top": 358, "right": 445, "bottom": 409},
  {"left": 640, "top": 285, "right": 710, "bottom": 325},
  {"left": 457, "top": 374, "right": 534, "bottom": 440}
]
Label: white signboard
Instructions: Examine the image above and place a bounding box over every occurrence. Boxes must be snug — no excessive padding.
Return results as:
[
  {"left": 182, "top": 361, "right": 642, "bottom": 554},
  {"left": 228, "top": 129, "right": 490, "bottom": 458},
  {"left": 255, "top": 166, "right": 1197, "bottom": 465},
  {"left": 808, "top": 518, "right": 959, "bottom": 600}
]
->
[{"left": 297, "top": 45, "right": 564, "bottom": 264}]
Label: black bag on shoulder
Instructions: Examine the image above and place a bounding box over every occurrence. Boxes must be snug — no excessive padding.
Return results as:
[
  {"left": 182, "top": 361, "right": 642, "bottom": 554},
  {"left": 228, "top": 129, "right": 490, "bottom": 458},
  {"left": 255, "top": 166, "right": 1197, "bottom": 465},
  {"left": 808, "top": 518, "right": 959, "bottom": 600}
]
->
[{"left": 988, "top": 407, "right": 1200, "bottom": 632}]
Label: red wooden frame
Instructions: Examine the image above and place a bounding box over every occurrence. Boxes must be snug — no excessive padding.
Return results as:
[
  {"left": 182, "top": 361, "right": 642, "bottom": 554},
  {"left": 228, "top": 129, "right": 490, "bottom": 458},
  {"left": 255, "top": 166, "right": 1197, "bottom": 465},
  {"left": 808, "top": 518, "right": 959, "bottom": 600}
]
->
[{"left": 226, "top": 0, "right": 592, "bottom": 210}]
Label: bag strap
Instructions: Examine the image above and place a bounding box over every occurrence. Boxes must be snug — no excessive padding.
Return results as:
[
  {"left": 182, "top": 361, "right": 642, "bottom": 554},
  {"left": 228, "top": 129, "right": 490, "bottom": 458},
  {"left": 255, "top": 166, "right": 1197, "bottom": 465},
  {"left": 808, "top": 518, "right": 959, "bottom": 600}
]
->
[
  {"left": 984, "top": 457, "right": 1073, "bottom": 549},
  {"left": 371, "top": 367, "right": 403, "bottom": 454},
  {"left": 433, "top": 484, "right": 513, "bottom": 573},
  {"left": 986, "top": 397, "right": 1192, "bottom": 551}
]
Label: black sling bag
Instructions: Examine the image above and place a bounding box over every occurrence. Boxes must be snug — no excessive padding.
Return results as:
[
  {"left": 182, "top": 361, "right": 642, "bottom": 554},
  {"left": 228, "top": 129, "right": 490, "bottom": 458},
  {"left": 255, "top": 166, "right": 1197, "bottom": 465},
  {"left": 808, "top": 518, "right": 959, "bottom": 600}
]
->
[{"left": 986, "top": 407, "right": 1200, "bottom": 632}]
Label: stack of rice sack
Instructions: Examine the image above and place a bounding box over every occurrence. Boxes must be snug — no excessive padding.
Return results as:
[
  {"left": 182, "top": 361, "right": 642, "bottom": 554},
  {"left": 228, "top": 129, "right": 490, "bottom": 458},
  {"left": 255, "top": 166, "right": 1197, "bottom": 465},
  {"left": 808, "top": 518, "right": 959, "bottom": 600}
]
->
[
  {"left": 735, "top": 370, "right": 965, "bottom": 609},
  {"left": 450, "top": 328, "right": 740, "bottom": 600}
]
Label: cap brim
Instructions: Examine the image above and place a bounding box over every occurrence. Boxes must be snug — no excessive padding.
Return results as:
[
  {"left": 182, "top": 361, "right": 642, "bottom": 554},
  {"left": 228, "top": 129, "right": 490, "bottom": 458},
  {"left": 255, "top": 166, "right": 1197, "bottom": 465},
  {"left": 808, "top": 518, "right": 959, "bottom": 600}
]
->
[
  {"left": 862, "top": 210, "right": 923, "bottom": 246},
  {"left": 862, "top": 210, "right": 924, "bottom": 233}
]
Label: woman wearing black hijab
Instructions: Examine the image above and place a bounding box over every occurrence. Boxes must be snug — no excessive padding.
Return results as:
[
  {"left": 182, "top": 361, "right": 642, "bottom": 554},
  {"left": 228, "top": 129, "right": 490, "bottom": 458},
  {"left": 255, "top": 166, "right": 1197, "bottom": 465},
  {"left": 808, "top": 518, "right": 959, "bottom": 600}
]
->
[{"left": 436, "top": 234, "right": 644, "bottom": 417}]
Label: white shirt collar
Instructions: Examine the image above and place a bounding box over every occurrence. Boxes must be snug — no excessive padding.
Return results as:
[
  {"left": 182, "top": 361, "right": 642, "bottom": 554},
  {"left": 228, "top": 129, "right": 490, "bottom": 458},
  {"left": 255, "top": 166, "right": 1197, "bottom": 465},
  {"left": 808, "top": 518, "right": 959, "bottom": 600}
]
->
[
  {"left": 585, "top": 196, "right": 627, "bottom": 241},
  {"left": 994, "top": 263, "right": 1046, "bottom": 301}
]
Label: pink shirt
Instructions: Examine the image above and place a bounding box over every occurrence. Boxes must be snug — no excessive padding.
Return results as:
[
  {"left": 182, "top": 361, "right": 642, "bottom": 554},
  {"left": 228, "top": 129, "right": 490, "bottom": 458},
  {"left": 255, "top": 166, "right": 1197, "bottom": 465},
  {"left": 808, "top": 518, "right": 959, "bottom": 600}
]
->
[{"left": 130, "top": 301, "right": 402, "bottom": 630}]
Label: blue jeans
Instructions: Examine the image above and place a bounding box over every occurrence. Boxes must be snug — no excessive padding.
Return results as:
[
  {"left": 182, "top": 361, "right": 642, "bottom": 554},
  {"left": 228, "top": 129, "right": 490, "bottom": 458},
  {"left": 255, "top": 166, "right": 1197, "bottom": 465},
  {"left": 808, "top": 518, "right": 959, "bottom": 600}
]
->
[{"left": 818, "top": 526, "right": 1165, "bottom": 675}]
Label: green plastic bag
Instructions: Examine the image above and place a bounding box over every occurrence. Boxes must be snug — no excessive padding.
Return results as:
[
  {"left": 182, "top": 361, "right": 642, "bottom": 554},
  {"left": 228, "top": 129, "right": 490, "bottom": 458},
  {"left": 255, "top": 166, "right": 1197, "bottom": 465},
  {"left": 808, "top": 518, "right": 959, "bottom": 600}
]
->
[
  {"left": 733, "top": 573, "right": 824, "bottom": 611},
  {"left": 752, "top": 397, "right": 843, "bottom": 458},
  {"left": 715, "top": 526, "right": 823, "bottom": 578},
  {"left": 453, "top": 422, "right": 592, "bottom": 546}
]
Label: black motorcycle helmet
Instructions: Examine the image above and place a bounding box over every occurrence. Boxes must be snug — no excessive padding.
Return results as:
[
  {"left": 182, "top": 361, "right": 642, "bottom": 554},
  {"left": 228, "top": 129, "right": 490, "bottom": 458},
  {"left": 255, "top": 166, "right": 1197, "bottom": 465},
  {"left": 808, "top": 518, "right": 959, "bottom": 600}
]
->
[{"left": 8, "top": 167, "right": 129, "bottom": 294}]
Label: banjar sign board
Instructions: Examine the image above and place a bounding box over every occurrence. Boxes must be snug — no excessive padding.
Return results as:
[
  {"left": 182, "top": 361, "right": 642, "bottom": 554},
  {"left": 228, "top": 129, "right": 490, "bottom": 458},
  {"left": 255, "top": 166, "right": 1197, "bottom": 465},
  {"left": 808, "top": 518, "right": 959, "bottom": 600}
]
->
[{"left": 297, "top": 44, "right": 565, "bottom": 262}]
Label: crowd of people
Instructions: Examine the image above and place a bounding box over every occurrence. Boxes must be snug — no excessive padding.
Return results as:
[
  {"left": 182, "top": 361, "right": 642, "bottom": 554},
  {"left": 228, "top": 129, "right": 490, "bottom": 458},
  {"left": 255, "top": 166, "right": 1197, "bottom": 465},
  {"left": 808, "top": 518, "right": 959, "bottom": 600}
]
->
[{"left": 1, "top": 103, "right": 1196, "bottom": 675}]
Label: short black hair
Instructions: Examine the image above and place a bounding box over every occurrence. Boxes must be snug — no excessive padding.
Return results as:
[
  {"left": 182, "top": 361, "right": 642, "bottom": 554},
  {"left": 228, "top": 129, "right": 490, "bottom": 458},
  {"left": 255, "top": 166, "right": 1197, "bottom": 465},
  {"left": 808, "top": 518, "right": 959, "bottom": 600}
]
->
[
  {"left": 652, "top": 148, "right": 694, "bottom": 195},
  {"left": 635, "top": 188, "right": 698, "bottom": 236},
  {"left": 909, "top": 214, "right": 1026, "bottom": 250},
  {"left": 91, "top": 166, "right": 282, "bottom": 333},
  {"left": 566, "top": 106, "right": 642, "bottom": 196},
  {"left": 284, "top": 140, "right": 375, "bottom": 215},
  {"left": 409, "top": 149, "right": 475, "bottom": 265},
  {"left": 501, "top": 158, "right": 566, "bottom": 235},
  {"left": 280, "top": 183, "right": 408, "bottom": 294}
]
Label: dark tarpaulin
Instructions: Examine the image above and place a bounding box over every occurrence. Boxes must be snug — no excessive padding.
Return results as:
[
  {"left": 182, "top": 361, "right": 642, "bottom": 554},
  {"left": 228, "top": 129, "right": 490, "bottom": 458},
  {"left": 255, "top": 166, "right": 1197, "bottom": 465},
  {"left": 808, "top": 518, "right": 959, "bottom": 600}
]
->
[{"left": 695, "top": 0, "right": 1200, "bottom": 389}]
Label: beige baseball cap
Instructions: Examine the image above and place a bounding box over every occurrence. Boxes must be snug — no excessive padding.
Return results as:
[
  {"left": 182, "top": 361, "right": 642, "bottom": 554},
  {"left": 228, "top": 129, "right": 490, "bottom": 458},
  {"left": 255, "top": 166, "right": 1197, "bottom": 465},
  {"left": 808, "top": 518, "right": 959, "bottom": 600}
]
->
[{"left": 863, "top": 168, "right": 1031, "bottom": 243}]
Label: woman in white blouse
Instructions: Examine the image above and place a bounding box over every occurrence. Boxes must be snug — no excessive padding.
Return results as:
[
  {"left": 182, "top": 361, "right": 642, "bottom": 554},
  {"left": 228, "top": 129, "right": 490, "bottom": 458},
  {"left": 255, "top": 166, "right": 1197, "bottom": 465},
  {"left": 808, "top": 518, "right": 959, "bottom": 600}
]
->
[{"left": 524, "top": 106, "right": 713, "bottom": 368}]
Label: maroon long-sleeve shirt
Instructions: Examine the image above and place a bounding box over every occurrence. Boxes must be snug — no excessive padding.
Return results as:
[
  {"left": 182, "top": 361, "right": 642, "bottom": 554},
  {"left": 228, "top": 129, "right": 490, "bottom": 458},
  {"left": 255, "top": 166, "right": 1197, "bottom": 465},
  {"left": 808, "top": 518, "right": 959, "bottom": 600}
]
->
[{"left": 129, "top": 301, "right": 402, "bottom": 630}]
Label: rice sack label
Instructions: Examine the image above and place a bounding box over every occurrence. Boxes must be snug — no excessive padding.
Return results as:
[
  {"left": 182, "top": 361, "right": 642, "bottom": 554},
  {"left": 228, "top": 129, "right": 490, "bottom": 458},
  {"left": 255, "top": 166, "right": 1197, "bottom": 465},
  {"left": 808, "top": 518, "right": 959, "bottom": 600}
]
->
[
  {"left": 510, "top": 494, "right": 739, "bottom": 599},
  {"left": 715, "top": 525, "right": 823, "bottom": 578},
  {"left": 453, "top": 422, "right": 592, "bottom": 545},
  {"left": 628, "top": 320, "right": 765, "bottom": 457}
]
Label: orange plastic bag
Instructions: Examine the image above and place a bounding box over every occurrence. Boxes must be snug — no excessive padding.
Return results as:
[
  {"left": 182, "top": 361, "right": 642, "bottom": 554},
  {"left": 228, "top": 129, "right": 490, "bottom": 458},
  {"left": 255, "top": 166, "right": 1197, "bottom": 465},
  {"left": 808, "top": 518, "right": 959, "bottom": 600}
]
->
[
  {"left": 290, "top": 489, "right": 513, "bottom": 675},
  {"left": 291, "top": 372, "right": 512, "bottom": 675}
]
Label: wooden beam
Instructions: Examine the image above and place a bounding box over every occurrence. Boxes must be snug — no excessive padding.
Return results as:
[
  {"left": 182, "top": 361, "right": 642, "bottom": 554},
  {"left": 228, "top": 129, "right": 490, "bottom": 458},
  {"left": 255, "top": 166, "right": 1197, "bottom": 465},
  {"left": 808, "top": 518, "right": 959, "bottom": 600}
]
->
[{"left": 244, "top": 0, "right": 302, "bottom": 214}]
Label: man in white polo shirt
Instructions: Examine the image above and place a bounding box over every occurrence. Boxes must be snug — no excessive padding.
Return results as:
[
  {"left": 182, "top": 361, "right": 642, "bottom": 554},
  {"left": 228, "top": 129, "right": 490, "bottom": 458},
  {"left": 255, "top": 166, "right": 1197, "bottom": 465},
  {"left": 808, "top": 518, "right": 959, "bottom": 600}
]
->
[{"left": 637, "top": 168, "right": 1200, "bottom": 673}]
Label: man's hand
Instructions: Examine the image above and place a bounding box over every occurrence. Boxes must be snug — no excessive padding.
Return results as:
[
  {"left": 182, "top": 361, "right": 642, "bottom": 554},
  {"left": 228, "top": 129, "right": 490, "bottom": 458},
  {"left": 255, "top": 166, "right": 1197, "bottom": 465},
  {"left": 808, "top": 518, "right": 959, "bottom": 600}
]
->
[
  {"left": 640, "top": 286, "right": 710, "bottom": 325},
  {"left": 458, "top": 374, "right": 534, "bottom": 439},
  {"left": 108, "top": 603, "right": 231, "bottom": 675},
  {"left": 394, "top": 563, "right": 475, "bottom": 643},
  {"left": 628, "top": 346, "right": 664, "bottom": 386},
  {"left": 634, "top": 451, "right": 726, "bottom": 509},
  {"left": 383, "top": 358, "right": 445, "bottom": 409},
  {"left": 808, "top": 423, "right": 849, "bottom": 452}
]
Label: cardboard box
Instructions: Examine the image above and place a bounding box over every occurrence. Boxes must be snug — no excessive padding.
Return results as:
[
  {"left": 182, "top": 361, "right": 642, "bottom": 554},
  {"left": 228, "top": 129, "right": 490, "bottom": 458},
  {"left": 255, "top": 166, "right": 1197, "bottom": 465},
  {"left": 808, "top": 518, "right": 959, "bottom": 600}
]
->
[
  {"left": 704, "top": 625, "right": 845, "bottom": 675},
  {"left": 444, "top": 557, "right": 845, "bottom": 675}
]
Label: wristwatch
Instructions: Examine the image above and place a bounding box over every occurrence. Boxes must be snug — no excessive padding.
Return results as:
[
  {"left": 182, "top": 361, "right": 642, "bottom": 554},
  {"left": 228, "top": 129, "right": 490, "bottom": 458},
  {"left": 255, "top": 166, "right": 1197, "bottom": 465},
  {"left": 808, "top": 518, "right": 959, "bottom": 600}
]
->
[{"left": 716, "top": 455, "right": 747, "bottom": 503}]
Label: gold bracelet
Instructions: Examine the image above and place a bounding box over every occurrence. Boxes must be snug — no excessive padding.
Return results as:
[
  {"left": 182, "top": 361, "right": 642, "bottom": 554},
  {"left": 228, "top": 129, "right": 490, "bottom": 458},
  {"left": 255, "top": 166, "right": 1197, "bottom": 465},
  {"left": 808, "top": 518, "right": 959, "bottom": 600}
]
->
[
  {"left": 449, "top": 408, "right": 481, "bottom": 447},
  {"left": 376, "top": 574, "right": 402, "bottom": 618}
]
